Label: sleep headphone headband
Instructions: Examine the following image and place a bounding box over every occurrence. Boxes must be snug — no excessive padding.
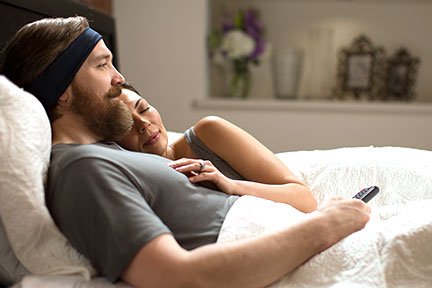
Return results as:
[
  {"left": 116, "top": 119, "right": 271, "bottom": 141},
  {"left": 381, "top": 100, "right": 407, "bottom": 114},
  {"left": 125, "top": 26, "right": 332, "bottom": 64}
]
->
[{"left": 24, "top": 27, "right": 102, "bottom": 111}]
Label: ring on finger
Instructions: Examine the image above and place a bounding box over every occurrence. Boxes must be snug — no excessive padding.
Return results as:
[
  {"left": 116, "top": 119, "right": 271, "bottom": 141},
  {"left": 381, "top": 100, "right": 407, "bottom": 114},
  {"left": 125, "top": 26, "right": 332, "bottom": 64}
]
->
[{"left": 198, "top": 160, "right": 206, "bottom": 173}]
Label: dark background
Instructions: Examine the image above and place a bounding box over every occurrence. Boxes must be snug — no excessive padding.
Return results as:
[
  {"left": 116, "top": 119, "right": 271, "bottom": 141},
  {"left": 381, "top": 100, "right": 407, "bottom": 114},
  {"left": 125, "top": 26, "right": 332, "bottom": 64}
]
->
[{"left": 0, "top": 0, "right": 118, "bottom": 67}]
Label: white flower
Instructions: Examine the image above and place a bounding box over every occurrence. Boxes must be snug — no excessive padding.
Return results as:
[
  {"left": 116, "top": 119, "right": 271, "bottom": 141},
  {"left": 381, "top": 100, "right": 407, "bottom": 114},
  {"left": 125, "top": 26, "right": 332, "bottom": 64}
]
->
[{"left": 221, "top": 30, "right": 255, "bottom": 60}]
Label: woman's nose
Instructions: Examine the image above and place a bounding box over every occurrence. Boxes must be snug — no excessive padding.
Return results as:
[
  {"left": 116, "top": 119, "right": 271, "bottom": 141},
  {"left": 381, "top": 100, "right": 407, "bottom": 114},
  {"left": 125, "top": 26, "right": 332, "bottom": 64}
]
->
[{"left": 133, "top": 115, "right": 150, "bottom": 133}]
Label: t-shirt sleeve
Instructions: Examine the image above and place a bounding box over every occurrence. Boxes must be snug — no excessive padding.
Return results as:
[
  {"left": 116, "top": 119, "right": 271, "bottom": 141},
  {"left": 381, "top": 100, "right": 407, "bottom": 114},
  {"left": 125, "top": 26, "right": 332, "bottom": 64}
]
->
[{"left": 48, "top": 157, "right": 171, "bottom": 282}]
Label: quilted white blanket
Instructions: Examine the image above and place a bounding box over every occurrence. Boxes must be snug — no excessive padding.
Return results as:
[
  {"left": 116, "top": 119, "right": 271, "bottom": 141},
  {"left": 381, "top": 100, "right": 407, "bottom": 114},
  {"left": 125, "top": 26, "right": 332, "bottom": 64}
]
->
[
  {"left": 11, "top": 146, "right": 432, "bottom": 287},
  {"left": 218, "top": 146, "right": 432, "bottom": 288}
]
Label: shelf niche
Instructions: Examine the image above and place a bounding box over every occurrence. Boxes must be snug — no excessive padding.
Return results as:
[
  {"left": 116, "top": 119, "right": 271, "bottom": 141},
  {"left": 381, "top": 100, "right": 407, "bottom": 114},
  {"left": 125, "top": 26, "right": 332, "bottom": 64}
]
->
[{"left": 208, "top": 0, "right": 432, "bottom": 104}]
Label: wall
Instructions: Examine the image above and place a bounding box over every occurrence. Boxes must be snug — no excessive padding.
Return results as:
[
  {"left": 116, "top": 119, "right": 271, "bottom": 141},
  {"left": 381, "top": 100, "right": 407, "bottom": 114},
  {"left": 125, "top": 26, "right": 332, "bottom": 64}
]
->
[
  {"left": 210, "top": 0, "right": 432, "bottom": 102},
  {"left": 113, "top": 0, "right": 209, "bottom": 134},
  {"left": 72, "top": 0, "right": 112, "bottom": 15},
  {"left": 113, "top": 0, "right": 432, "bottom": 153}
]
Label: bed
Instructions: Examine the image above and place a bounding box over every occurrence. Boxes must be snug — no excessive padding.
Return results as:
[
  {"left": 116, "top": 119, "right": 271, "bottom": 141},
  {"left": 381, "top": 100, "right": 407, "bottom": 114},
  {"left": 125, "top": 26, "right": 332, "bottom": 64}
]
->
[
  {"left": 2, "top": 73, "right": 432, "bottom": 288},
  {"left": 1, "top": 1, "right": 432, "bottom": 288},
  {"left": 219, "top": 148, "right": 432, "bottom": 287}
]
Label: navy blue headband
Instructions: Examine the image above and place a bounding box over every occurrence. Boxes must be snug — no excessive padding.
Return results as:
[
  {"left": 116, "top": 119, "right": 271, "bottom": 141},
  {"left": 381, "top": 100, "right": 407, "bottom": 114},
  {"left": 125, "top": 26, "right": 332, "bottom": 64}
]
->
[{"left": 24, "top": 27, "right": 102, "bottom": 111}]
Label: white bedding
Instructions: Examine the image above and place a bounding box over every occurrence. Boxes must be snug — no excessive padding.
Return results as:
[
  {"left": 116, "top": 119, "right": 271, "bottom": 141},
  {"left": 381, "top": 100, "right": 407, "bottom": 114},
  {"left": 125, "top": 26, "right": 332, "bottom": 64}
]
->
[
  {"left": 218, "top": 146, "right": 432, "bottom": 287},
  {"left": 11, "top": 146, "right": 432, "bottom": 287}
]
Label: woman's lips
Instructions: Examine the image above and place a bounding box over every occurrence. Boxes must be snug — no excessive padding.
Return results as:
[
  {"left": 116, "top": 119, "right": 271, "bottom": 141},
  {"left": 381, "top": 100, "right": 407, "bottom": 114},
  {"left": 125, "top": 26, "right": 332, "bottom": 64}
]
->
[{"left": 144, "top": 132, "right": 160, "bottom": 145}]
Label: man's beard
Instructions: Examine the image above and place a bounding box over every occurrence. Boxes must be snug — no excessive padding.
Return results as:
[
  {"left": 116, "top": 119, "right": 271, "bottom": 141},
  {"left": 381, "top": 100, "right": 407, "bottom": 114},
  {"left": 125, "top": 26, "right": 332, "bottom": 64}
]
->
[{"left": 70, "top": 83, "right": 133, "bottom": 142}]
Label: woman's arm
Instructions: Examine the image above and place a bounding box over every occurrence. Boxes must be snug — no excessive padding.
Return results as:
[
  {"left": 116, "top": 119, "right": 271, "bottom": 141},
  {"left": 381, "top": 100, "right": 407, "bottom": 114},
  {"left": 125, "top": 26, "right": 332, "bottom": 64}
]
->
[
  {"left": 170, "top": 158, "right": 315, "bottom": 212},
  {"left": 171, "top": 116, "right": 317, "bottom": 212}
]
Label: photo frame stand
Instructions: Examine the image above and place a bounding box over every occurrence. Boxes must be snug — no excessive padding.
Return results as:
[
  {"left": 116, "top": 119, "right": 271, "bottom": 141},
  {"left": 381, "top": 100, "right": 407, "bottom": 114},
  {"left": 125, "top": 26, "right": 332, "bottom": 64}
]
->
[
  {"left": 333, "top": 35, "right": 386, "bottom": 101},
  {"left": 385, "top": 48, "right": 420, "bottom": 101}
]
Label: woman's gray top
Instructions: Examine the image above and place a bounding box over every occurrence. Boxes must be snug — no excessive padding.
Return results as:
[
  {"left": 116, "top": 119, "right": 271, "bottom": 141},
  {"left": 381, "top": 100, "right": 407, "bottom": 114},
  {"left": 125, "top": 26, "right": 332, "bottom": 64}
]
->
[{"left": 184, "top": 127, "right": 245, "bottom": 180}]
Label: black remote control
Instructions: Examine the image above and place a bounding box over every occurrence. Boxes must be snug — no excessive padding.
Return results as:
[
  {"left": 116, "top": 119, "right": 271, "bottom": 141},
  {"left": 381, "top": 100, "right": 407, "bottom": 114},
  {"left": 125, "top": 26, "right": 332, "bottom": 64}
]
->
[{"left": 352, "top": 186, "right": 380, "bottom": 203}]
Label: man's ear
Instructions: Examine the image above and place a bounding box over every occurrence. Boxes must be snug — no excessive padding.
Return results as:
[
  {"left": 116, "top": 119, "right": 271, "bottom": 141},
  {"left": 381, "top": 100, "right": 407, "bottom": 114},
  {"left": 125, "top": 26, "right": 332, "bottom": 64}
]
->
[{"left": 57, "top": 86, "right": 73, "bottom": 107}]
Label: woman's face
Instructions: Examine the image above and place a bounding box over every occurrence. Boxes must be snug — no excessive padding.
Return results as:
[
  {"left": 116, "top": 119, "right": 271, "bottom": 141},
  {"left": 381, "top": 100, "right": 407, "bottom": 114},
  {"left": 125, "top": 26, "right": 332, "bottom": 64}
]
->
[{"left": 117, "top": 88, "right": 169, "bottom": 156}]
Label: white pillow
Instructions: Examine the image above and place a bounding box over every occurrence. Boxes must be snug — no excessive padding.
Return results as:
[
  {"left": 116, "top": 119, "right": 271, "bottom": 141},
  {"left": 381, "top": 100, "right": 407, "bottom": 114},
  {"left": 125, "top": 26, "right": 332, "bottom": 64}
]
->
[
  {"left": 0, "top": 76, "right": 95, "bottom": 285},
  {"left": 0, "top": 215, "right": 28, "bottom": 285}
]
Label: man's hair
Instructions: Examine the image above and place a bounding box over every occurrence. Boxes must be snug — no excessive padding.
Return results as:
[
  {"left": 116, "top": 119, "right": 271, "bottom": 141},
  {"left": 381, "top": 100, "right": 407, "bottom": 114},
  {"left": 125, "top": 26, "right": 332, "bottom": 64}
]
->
[
  {"left": 0, "top": 16, "right": 90, "bottom": 121},
  {"left": 0, "top": 16, "right": 89, "bottom": 87}
]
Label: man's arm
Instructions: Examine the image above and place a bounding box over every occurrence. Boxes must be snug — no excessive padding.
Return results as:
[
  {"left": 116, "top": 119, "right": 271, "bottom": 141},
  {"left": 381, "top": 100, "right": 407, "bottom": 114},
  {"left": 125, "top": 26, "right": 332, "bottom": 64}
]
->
[{"left": 121, "top": 198, "right": 370, "bottom": 288}]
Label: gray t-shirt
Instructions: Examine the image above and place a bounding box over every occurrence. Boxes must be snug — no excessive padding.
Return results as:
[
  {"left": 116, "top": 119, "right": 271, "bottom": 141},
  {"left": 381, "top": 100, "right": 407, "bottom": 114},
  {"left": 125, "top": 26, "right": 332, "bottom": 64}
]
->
[{"left": 46, "top": 142, "right": 238, "bottom": 282}]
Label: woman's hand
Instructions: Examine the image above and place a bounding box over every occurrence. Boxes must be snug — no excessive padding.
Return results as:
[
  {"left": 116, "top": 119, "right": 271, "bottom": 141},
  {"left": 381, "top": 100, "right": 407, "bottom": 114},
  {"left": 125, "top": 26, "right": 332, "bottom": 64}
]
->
[{"left": 167, "top": 158, "right": 235, "bottom": 195}]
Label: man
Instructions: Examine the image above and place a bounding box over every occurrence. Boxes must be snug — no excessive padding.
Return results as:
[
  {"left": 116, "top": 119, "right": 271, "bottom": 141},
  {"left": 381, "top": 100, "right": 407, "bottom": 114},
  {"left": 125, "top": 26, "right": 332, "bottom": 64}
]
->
[{"left": 0, "top": 16, "right": 370, "bottom": 288}]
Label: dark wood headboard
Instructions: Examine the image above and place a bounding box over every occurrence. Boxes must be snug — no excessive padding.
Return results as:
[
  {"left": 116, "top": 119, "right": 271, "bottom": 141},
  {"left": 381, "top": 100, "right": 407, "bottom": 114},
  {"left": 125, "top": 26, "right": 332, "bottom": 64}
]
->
[{"left": 0, "top": 0, "right": 118, "bottom": 67}]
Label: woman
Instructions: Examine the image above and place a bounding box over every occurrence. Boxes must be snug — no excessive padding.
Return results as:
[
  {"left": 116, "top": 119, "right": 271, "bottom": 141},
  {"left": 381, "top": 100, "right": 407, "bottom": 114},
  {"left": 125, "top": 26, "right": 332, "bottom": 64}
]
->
[{"left": 117, "top": 83, "right": 317, "bottom": 212}]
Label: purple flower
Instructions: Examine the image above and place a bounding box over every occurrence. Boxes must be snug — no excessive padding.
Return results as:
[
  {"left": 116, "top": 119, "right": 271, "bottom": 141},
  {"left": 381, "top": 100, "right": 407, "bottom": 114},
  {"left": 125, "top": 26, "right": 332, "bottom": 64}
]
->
[
  {"left": 250, "top": 38, "right": 266, "bottom": 61},
  {"left": 222, "top": 15, "right": 234, "bottom": 33},
  {"left": 245, "top": 9, "right": 263, "bottom": 39}
]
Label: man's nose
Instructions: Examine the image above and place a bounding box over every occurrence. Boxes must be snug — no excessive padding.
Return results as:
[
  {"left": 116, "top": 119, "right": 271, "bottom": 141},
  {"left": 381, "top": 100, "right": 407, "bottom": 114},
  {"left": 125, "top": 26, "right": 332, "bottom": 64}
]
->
[{"left": 111, "top": 66, "right": 125, "bottom": 85}]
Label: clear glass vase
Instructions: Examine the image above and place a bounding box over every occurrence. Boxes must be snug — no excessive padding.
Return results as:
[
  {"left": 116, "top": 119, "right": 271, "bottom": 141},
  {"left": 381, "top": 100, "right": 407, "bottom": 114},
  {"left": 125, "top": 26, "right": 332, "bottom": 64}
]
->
[{"left": 228, "top": 59, "right": 251, "bottom": 98}]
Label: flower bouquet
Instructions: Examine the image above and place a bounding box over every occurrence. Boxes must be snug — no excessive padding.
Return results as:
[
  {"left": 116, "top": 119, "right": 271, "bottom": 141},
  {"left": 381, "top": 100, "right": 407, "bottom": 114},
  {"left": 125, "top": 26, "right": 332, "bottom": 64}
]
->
[{"left": 208, "top": 8, "right": 270, "bottom": 98}]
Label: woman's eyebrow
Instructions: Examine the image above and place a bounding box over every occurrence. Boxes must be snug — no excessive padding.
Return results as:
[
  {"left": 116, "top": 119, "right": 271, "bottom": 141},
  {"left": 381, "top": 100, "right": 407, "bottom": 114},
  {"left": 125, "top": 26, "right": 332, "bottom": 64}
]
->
[{"left": 134, "top": 98, "right": 143, "bottom": 109}]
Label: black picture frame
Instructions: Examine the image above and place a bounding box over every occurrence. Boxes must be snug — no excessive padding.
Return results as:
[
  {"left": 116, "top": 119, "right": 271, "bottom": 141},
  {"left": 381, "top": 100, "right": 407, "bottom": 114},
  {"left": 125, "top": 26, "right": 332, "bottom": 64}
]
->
[
  {"left": 385, "top": 48, "right": 420, "bottom": 101},
  {"left": 334, "top": 35, "right": 386, "bottom": 100},
  {"left": 346, "top": 52, "right": 373, "bottom": 91}
]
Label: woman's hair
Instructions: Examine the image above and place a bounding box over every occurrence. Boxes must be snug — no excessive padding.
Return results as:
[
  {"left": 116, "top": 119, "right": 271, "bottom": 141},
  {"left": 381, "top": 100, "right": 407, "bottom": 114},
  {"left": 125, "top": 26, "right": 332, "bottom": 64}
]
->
[
  {"left": 120, "top": 82, "right": 142, "bottom": 96},
  {"left": 0, "top": 16, "right": 89, "bottom": 87}
]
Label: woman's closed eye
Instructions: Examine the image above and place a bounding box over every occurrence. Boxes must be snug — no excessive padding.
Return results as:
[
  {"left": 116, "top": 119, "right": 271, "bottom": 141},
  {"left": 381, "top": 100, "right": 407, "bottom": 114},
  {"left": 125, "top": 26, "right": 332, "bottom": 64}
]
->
[
  {"left": 134, "top": 98, "right": 151, "bottom": 114},
  {"left": 139, "top": 106, "right": 150, "bottom": 114}
]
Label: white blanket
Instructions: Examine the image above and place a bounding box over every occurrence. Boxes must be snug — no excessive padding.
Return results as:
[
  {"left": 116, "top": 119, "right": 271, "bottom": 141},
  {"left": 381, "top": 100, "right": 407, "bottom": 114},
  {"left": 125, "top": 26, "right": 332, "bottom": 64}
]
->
[
  {"left": 11, "top": 145, "right": 432, "bottom": 287},
  {"left": 218, "top": 146, "right": 432, "bottom": 287}
]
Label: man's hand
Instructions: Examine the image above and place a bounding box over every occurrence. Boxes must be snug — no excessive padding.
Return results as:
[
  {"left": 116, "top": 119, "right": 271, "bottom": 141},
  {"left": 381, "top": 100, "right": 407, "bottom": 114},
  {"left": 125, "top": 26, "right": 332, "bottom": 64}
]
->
[{"left": 313, "top": 197, "right": 371, "bottom": 249}]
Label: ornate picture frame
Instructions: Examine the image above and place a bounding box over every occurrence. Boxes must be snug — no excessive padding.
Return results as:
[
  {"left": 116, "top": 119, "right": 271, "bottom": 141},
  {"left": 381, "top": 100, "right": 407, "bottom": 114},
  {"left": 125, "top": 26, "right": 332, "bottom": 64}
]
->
[
  {"left": 334, "top": 35, "right": 386, "bottom": 100},
  {"left": 385, "top": 48, "right": 420, "bottom": 101}
]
